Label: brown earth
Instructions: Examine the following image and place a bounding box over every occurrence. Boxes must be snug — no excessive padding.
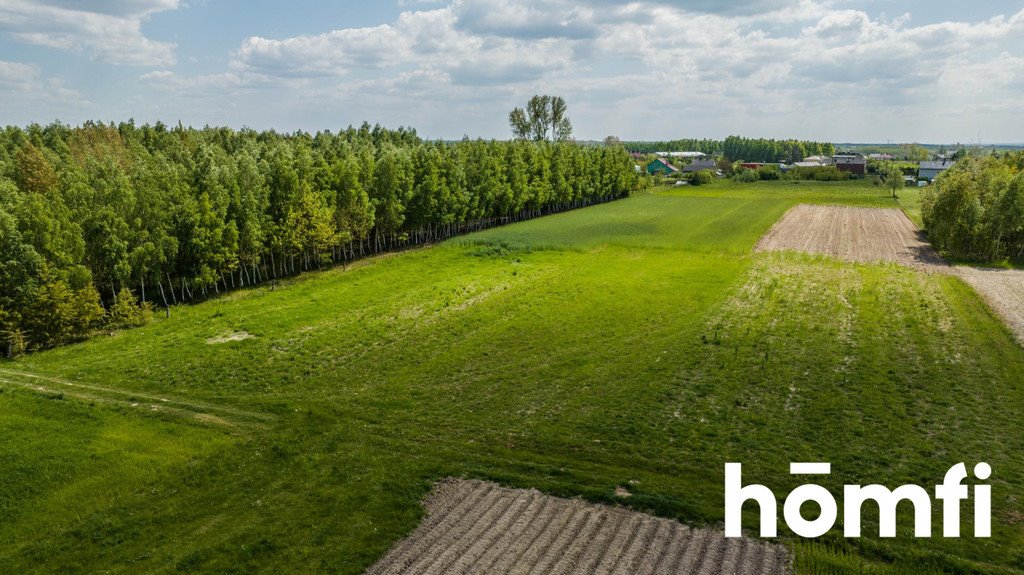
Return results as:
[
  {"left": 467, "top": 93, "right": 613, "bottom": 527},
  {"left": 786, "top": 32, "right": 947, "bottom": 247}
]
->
[
  {"left": 364, "top": 479, "right": 791, "bottom": 575},
  {"left": 755, "top": 204, "right": 1024, "bottom": 342},
  {"left": 754, "top": 205, "right": 947, "bottom": 271},
  {"left": 957, "top": 267, "right": 1024, "bottom": 340}
]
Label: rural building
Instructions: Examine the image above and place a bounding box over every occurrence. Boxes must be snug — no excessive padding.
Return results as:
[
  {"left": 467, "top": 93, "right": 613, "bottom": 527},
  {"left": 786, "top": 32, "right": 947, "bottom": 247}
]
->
[
  {"left": 919, "top": 159, "right": 956, "bottom": 181},
  {"left": 802, "top": 155, "right": 832, "bottom": 165},
  {"left": 868, "top": 153, "right": 894, "bottom": 161},
  {"left": 659, "top": 151, "right": 707, "bottom": 159},
  {"left": 681, "top": 159, "right": 717, "bottom": 173},
  {"left": 646, "top": 158, "right": 680, "bottom": 175},
  {"left": 832, "top": 154, "right": 867, "bottom": 177},
  {"left": 740, "top": 162, "right": 765, "bottom": 170}
]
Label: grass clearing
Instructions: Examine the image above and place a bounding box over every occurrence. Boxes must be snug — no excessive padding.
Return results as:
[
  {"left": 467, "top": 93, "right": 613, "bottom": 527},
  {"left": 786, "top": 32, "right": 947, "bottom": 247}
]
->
[{"left": 2, "top": 180, "right": 1022, "bottom": 574}]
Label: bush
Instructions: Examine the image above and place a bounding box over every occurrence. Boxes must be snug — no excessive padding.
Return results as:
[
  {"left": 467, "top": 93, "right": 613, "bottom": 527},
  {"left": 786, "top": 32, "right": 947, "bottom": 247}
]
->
[
  {"left": 734, "top": 169, "right": 759, "bottom": 183},
  {"left": 758, "top": 164, "right": 781, "bottom": 180},
  {"left": 107, "top": 288, "right": 153, "bottom": 330},
  {"left": 21, "top": 278, "right": 104, "bottom": 349},
  {"left": 784, "top": 166, "right": 850, "bottom": 182},
  {"left": 689, "top": 169, "right": 714, "bottom": 186}
]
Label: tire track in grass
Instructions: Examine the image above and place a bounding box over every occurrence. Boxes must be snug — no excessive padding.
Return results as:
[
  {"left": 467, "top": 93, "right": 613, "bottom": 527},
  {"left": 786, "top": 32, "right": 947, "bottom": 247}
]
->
[{"left": 0, "top": 367, "right": 274, "bottom": 430}]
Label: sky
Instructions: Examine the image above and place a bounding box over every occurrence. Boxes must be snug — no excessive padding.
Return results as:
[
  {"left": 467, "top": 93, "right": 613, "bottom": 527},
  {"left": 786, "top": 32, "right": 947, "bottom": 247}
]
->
[{"left": 1, "top": 0, "right": 1023, "bottom": 143}]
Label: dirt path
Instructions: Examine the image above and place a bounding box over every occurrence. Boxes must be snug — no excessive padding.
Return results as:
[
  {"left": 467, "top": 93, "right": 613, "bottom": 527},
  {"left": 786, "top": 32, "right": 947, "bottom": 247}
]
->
[
  {"left": 754, "top": 204, "right": 1024, "bottom": 342},
  {"left": 0, "top": 367, "right": 274, "bottom": 431},
  {"left": 365, "top": 479, "right": 791, "bottom": 575}
]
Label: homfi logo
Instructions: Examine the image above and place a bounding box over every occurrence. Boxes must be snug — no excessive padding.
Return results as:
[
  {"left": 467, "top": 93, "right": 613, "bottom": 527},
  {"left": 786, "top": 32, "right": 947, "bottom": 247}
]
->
[{"left": 724, "top": 462, "right": 991, "bottom": 539}]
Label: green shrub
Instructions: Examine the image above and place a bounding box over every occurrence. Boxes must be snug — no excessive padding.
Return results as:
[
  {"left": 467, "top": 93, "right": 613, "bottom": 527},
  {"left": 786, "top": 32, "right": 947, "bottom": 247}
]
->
[
  {"left": 688, "top": 169, "right": 714, "bottom": 186},
  {"left": 107, "top": 288, "right": 153, "bottom": 330},
  {"left": 758, "top": 164, "right": 781, "bottom": 180},
  {"left": 785, "top": 166, "right": 850, "bottom": 182},
  {"left": 734, "top": 168, "right": 759, "bottom": 183}
]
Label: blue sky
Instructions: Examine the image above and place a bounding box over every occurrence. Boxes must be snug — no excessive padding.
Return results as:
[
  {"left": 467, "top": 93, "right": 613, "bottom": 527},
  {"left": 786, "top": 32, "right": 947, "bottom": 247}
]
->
[{"left": 1, "top": 0, "right": 1023, "bottom": 142}]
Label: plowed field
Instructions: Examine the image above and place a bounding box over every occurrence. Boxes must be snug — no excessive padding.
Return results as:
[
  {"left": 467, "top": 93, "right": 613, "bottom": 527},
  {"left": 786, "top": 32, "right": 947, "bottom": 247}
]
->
[{"left": 365, "top": 479, "right": 791, "bottom": 575}]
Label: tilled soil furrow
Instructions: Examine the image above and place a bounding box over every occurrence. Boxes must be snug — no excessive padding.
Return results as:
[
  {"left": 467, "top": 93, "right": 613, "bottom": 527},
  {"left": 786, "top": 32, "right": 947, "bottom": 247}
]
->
[
  {"left": 760, "top": 543, "right": 791, "bottom": 573},
  {"left": 469, "top": 491, "right": 544, "bottom": 573},
  {"left": 544, "top": 509, "right": 609, "bottom": 574},
  {"left": 483, "top": 494, "right": 560, "bottom": 573},
  {"left": 631, "top": 520, "right": 674, "bottom": 575},
  {"left": 509, "top": 506, "right": 585, "bottom": 575},
  {"left": 673, "top": 525, "right": 713, "bottom": 573},
  {"left": 525, "top": 506, "right": 598, "bottom": 575},
  {"left": 718, "top": 536, "right": 745, "bottom": 574},
  {"left": 364, "top": 479, "right": 791, "bottom": 575},
  {"left": 367, "top": 481, "right": 495, "bottom": 574},
  {"left": 606, "top": 516, "right": 661, "bottom": 574},
  {"left": 586, "top": 513, "right": 642, "bottom": 575},
  {"left": 651, "top": 522, "right": 692, "bottom": 573},
  {"left": 404, "top": 485, "right": 510, "bottom": 574},
  {"left": 694, "top": 530, "right": 730, "bottom": 575},
  {"left": 446, "top": 490, "right": 537, "bottom": 574}
]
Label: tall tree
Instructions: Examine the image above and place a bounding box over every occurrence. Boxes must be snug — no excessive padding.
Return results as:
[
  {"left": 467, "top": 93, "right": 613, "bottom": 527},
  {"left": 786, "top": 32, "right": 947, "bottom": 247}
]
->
[{"left": 509, "top": 95, "right": 573, "bottom": 142}]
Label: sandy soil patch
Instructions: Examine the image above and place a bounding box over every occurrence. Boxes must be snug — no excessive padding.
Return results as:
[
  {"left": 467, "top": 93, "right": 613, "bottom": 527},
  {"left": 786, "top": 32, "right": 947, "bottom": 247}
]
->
[
  {"left": 205, "top": 331, "right": 254, "bottom": 344},
  {"left": 755, "top": 205, "right": 947, "bottom": 271},
  {"left": 958, "top": 267, "right": 1024, "bottom": 340},
  {"left": 755, "top": 205, "right": 1024, "bottom": 343},
  {"left": 365, "top": 479, "right": 790, "bottom": 575}
]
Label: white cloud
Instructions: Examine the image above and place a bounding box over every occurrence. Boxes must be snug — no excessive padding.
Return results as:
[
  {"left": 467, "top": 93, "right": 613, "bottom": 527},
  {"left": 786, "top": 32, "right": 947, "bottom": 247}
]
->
[
  {"left": 0, "top": 0, "right": 179, "bottom": 66},
  {"left": 114, "top": 1, "right": 1024, "bottom": 141},
  {"left": 0, "top": 58, "right": 87, "bottom": 118},
  {"left": 232, "top": 7, "right": 574, "bottom": 85}
]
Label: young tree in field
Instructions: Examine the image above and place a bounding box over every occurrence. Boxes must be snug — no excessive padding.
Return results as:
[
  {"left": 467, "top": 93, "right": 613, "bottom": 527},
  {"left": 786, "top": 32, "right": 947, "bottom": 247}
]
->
[{"left": 884, "top": 166, "right": 904, "bottom": 198}]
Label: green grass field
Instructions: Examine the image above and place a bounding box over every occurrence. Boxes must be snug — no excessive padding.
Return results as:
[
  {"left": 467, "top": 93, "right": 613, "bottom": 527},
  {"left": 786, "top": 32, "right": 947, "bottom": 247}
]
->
[{"left": 2, "top": 180, "right": 1022, "bottom": 574}]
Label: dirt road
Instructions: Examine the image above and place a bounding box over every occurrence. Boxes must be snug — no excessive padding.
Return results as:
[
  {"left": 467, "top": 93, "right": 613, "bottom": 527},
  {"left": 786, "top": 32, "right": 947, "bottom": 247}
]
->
[{"left": 365, "top": 479, "right": 790, "bottom": 575}]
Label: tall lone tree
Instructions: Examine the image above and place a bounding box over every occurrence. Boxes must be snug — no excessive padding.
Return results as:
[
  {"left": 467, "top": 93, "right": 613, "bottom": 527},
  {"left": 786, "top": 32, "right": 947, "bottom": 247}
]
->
[{"left": 510, "top": 95, "right": 573, "bottom": 142}]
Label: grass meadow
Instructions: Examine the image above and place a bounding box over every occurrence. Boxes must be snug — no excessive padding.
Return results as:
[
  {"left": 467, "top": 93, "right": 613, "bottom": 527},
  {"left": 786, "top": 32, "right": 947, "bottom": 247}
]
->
[{"left": 2, "top": 180, "right": 1022, "bottom": 574}]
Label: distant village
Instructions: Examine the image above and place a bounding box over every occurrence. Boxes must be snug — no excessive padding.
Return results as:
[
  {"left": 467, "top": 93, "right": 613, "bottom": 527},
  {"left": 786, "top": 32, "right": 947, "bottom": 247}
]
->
[{"left": 633, "top": 150, "right": 957, "bottom": 186}]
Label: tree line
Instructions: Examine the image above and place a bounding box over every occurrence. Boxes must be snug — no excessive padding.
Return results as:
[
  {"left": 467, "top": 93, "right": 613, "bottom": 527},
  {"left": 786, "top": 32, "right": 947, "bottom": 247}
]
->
[
  {"left": 922, "top": 152, "right": 1024, "bottom": 263},
  {"left": 624, "top": 136, "right": 835, "bottom": 163},
  {"left": 0, "top": 121, "right": 641, "bottom": 355}
]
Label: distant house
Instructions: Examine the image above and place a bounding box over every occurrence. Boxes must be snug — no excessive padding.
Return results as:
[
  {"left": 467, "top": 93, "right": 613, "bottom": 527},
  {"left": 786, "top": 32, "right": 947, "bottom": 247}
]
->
[
  {"left": 868, "top": 153, "right": 894, "bottom": 161},
  {"left": 740, "top": 163, "right": 765, "bottom": 170},
  {"left": 832, "top": 154, "right": 867, "bottom": 177},
  {"left": 682, "top": 159, "right": 717, "bottom": 173},
  {"left": 919, "top": 159, "right": 955, "bottom": 181},
  {"left": 646, "top": 158, "right": 680, "bottom": 175},
  {"left": 661, "top": 151, "right": 707, "bottom": 159},
  {"left": 802, "top": 155, "right": 832, "bottom": 165}
]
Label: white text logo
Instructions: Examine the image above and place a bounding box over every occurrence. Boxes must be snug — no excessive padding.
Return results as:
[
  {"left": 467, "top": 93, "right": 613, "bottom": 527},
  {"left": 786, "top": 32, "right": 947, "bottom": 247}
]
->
[{"left": 724, "top": 462, "right": 991, "bottom": 538}]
